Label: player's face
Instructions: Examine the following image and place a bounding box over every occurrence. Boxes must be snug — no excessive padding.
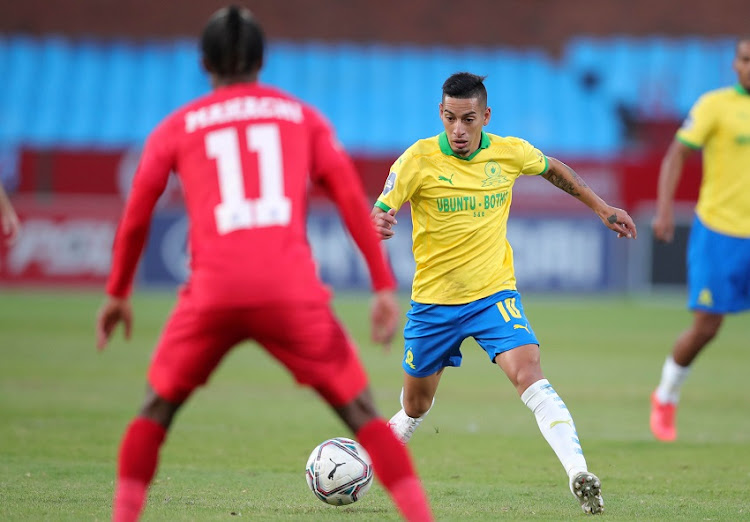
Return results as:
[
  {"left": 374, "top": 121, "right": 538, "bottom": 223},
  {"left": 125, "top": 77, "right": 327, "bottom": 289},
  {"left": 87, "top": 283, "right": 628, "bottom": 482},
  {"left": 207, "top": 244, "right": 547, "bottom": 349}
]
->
[
  {"left": 733, "top": 40, "right": 750, "bottom": 91},
  {"left": 439, "top": 96, "right": 491, "bottom": 157}
]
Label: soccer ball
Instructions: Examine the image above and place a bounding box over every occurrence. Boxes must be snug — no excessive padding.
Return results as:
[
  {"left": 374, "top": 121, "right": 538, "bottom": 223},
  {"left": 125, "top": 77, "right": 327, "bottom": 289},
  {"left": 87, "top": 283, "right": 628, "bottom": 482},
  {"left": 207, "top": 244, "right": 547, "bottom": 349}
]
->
[{"left": 305, "top": 437, "right": 373, "bottom": 506}]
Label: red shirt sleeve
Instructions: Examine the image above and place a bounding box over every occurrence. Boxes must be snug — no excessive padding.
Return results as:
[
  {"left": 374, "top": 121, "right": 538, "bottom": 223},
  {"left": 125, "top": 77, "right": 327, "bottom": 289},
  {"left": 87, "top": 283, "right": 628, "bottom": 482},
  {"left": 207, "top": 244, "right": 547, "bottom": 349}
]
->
[
  {"left": 106, "top": 121, "right": 175, "bottom": 298},
  {"left": 307, "top": 108, "right": 396, "bottom": 291}
]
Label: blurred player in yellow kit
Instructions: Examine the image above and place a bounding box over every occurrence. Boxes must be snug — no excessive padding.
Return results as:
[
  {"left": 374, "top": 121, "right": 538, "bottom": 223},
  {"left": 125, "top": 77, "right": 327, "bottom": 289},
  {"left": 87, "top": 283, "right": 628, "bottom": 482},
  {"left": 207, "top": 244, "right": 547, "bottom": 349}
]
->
[
  {"left": 372, "top": 72, "right": 638, "bottom": 514},
  {"left": 650, "top": 37, "right": 750, "bottom": 442}
]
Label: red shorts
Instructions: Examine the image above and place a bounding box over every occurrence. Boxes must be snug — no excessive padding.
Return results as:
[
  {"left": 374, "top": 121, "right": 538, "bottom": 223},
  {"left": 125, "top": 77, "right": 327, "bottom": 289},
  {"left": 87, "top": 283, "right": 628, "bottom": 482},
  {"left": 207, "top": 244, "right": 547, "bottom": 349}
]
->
[{"left": 148, "top": 292, "right": 368, "bottom": 406}]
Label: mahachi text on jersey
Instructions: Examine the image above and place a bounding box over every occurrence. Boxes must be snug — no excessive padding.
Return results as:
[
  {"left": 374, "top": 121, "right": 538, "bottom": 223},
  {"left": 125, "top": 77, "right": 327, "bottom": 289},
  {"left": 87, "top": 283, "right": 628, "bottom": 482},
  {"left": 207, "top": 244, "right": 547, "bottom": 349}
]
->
[{"left": 185, "top": 96, "right": 303, "bottom": 133}]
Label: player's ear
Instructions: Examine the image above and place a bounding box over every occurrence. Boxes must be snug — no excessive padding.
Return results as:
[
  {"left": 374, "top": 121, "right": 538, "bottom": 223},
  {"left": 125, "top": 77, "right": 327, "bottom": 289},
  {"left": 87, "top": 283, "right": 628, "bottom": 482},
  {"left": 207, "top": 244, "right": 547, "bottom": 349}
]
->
[
  {"left": 201, "top": 55, "right": 213, "bottom": 74},
  {"left": 484, "top": 106, "right": 491, "bottom": 126},
  {"left": 438, "top": 102, "right": 443, "bottom": 117}
]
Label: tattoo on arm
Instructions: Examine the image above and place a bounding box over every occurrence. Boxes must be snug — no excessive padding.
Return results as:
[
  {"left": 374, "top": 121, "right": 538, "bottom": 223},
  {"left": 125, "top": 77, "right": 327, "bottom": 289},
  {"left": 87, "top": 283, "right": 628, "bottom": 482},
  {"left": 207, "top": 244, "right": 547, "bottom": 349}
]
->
[
  {"left": 542, "top": 163, "right": 588, "bottom": 198},
  {"left": 607, "top": 213, "right": 617, "bottom": 224}
]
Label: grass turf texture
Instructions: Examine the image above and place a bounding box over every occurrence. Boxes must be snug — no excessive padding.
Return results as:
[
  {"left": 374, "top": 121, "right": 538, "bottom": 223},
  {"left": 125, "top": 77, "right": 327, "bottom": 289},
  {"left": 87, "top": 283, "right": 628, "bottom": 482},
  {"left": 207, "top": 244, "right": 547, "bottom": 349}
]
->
[{"left": 1, "top": 290, "right": 749, "bottom": 521}]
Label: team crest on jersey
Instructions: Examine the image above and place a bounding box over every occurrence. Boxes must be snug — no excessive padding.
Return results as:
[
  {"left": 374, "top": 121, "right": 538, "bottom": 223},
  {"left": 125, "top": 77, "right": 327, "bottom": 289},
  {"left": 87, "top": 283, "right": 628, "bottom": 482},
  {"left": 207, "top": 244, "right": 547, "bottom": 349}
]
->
[
  {"left": 698, "top": 288, "right": 713, "bottom": 307},
  {"left": 482, "top": 161, "right": 509, "bottom": 187},
  {"left": 383, "top": 172, "right": 396, "bottom": 195}
]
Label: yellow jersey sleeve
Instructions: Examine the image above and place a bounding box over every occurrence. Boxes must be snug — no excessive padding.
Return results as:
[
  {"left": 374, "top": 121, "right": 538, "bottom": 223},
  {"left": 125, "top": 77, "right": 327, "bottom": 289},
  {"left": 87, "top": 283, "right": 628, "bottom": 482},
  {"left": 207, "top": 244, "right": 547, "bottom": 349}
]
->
[
  {"left": 520, "top": 139, "right": 550, "bottom": 175},
  {"left": 375, "top": 148, "right": 422, "bottom": 212},
  {"left": 676, "top": 94, "right": 716, "bottom": 149}
]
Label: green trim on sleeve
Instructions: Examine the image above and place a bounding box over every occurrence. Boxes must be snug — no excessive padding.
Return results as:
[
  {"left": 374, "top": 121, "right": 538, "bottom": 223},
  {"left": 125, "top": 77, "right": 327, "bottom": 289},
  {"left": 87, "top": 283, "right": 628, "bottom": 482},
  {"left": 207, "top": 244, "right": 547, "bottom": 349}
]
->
[
  {"left": 374, "top": 200, "right": 392, "bottom": 212},
  {"left": 537, "top": 155, "right": 550, "bottom": 175},
  {"left": 676, "top": 134, "right": 701, "bottom": 150}
]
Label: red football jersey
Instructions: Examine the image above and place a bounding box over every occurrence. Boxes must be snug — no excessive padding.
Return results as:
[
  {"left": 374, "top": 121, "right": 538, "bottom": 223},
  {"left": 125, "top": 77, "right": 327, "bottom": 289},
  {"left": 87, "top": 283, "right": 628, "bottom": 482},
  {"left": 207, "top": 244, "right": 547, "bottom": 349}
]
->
[{"left": 106, "top": 83, "right": 395, "bottom": 307}]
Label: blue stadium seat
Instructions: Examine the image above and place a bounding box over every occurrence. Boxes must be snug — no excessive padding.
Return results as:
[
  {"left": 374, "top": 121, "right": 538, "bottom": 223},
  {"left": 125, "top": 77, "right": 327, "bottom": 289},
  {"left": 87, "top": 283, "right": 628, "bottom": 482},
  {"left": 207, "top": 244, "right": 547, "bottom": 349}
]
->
[
  {"left": 0, "top": 33, "right": 739, "bottom": 155},
  {"left": 325, "top": 43, "right": 364, "bottom": 149},
  {"left": 263, "top": 41, "right": 299, "bottom": 96},
  {"left": 170, "top": 38, "right": 206, "bottom": 108},
  {"left": 2, "top": 36, "right": 40, "bottom": 142},
  {"left": 606, "top": 37, "right": 644, "bottom": 110},
  {"left": 482, "top": 49, "right": 522, "bottom": 138},
  {"left": 98, "top": 41, "right": 138, "bottom": 144},
  {"left": 28, "top": 37, "right": 74, "bottom": 146},
  {"left": 363, "top": 44, "right": 398, "bottom": 153},
  {"left": 64, "top": 41, "right": 104, "bottom": 144},
  {"left": 129, "top": 41, "right": 170, "bottom": 140},
  {"left": 299, "top": 41, "right": 336, "bottom": 121}
]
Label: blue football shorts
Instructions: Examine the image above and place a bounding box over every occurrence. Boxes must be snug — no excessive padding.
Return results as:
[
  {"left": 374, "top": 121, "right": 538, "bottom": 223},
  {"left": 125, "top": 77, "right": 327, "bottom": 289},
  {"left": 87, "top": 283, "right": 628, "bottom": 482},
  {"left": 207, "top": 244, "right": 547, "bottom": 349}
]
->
[
  {"left": 400, "top": 289, "right": 539, "bottom": 377},
  {"left": 687, "top": 215, "right": 750, "bottom": 313}
]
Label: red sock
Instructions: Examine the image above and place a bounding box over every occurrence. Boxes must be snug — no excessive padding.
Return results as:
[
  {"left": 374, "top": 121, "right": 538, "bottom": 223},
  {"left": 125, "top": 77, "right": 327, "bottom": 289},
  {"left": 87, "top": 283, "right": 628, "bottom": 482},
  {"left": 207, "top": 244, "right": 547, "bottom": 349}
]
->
[
  {"left": 357, "top": 419, "right": 434, "bottom": 522},
  {"left": 113, "top": 417, "right": 167, "bottom": 522}
]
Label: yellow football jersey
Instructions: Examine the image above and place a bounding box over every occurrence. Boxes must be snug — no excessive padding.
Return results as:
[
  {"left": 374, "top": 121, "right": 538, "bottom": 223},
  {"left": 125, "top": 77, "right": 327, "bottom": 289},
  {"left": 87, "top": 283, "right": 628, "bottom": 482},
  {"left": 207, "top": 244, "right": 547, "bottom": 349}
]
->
[
  {"left": 376, "top": 131, "right": 548, "bottom": 304},
  {"left": 677, "top": 84, "right": 750, "bottom": 237}
]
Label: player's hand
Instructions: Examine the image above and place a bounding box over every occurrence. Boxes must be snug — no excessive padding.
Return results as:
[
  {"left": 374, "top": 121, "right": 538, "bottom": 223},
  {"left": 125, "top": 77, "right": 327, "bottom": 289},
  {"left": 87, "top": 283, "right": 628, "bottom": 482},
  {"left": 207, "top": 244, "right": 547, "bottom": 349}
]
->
[
  {"left": 96, "top": 296, "right": 133, "bottom": 351},
  {"left": 371, "top": 207, "right": 397, "bottom": 240},
  {"left": 370, "top": 289, "right": 399, "bottom": 352},
  {"left": 651, "top": 211, "right": 674, "bottom": 242},
  {"left": 599, "top": 206, "right": 637, "bottom": 239},
  {"left": 1, "top": 206, "right": 20, "bottom": 245}
]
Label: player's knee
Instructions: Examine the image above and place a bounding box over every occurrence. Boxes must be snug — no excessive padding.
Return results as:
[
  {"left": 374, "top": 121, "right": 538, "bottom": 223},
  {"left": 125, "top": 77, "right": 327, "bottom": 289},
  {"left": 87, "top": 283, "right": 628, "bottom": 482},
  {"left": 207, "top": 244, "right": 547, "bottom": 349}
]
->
[
  {"left": 334, "top": 388, "right": 379, "bottom": 433},
  {"left": 506, "top": 364, "right": 544, "bottom": 396},
  {"left": 693, "top": 314, "right": 723, "bottom": 342},
  {"left": 402, "top": 395, "right": 432, "bottom": 418},
  {"left": 138, "top": 387, "right": 182, "bottom": 429}
]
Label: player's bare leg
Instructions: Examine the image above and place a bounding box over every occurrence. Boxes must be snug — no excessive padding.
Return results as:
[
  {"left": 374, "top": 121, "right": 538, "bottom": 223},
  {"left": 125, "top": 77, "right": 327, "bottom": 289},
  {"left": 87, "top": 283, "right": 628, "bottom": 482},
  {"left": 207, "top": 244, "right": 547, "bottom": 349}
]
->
[
  {"left": 113, "top": 386, "right": 182, "bottom": 522},
  {"left": 333, "top": 387, "right": 433, "bottom": 521},
  {"left": 651, "top": 311, "right": 723, "bottom": 441},
  {"left": 496, "top": 344, "right": 603, "bottom": 514},
  {"left": 388, "top": 370, "right": 442, "bottom": 443}
]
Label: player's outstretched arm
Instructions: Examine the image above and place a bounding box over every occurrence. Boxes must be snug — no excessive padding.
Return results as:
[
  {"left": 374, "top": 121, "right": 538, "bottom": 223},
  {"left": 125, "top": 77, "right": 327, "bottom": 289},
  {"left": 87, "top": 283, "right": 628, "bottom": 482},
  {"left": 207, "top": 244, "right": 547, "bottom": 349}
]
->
[
  {"left": 96, "top": 296, "right": 133, "bottom": 350},
  {"left": 371, "top": 207, "right": 398, "bottom": 240},
  {"left": 652, "top": 139, "right": 692, "bottom": 242},
  {"left": 543, "top": 156, "right": 637, "bottom": 239}
]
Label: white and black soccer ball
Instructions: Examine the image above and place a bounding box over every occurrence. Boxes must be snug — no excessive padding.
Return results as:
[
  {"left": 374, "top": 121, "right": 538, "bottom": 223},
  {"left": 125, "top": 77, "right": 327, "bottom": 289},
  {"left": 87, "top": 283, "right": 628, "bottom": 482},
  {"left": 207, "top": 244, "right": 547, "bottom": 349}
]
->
[{"left": 305, "top": 437, "right": 373, "bottom": 506}]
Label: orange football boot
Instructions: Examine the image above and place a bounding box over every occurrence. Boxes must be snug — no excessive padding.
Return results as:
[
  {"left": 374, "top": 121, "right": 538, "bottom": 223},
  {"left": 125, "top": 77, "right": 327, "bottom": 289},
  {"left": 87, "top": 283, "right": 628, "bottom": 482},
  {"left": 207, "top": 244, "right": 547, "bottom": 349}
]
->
[{"left": 650, "top": 391, "right": 677, "bottom": 442}]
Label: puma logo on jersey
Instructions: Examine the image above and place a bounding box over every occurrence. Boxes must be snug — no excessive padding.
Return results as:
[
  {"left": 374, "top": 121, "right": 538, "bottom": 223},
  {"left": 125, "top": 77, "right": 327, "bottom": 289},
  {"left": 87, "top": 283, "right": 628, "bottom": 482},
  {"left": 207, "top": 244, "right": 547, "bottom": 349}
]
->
[
  {"left": 438, "top": 173, "right": 455, "bottom": 185},
  {"left": 513, "top": 324, "right": 530, "bottom": 333}
]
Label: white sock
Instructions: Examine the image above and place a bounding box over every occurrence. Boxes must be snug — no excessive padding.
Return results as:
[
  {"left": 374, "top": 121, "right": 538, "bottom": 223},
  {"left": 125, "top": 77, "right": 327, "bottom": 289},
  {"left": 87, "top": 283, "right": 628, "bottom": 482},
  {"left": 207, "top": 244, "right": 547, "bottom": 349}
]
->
[
  {"left": 655, "top": 356, "right": 691, "bottom": 404},
  {"left": 522, "top": 379, "right": 587, "bottom": 479}
]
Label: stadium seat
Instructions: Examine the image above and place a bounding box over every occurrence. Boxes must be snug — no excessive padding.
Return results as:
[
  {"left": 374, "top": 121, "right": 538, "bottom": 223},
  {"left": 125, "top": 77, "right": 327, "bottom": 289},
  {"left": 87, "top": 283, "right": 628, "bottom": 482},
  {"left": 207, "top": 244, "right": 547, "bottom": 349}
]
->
[
  {"left": 25, "top": 37, "right": 72, "bottom": 145},
  {"left": 0, "top": 34, "right": 739, "bottom": 155},
  {"left": 0, "top": 36, "right": 39, "bottom": 141},
  {"left": 64, "top": 41, "right": 104, "bottom": 144}
]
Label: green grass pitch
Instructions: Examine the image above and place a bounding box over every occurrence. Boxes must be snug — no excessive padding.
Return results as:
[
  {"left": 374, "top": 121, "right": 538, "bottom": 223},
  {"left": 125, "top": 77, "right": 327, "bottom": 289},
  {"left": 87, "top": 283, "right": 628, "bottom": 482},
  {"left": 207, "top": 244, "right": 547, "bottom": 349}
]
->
[{"left": 1, "top": 290, "right": 749, "bottom": 521}]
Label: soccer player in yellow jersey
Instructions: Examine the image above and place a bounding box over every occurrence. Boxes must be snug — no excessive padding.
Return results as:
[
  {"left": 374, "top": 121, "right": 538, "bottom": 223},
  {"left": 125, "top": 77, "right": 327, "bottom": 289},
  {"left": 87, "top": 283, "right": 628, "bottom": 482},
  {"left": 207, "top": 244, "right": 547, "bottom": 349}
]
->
[
  {"left": 650, "top": 37, "right": 750, "bottom": 442},
  {"left": 371, "top": 72, "right": 637, "bottom": 515}
]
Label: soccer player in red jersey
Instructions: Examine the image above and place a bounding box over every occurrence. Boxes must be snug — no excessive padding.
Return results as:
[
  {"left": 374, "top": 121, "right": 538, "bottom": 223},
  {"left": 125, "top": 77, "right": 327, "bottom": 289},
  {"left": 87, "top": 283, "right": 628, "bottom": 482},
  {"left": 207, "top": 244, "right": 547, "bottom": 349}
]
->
[{"left": 95, "top": 6, "right": 433, "bottom": 522}]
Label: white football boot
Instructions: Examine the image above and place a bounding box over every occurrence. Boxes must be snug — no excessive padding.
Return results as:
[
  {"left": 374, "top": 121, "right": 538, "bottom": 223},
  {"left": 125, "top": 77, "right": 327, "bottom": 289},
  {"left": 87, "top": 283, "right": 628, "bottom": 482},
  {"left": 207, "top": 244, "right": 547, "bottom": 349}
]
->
[
  {"left": 570, "top": 471, "right": 604, "bottom": 514},
  {"left": 387, "top": 409, "right": 424, "bottom": 444},
  {"left": 387, "top": 389, "right": 434, "bottom": 444}
]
